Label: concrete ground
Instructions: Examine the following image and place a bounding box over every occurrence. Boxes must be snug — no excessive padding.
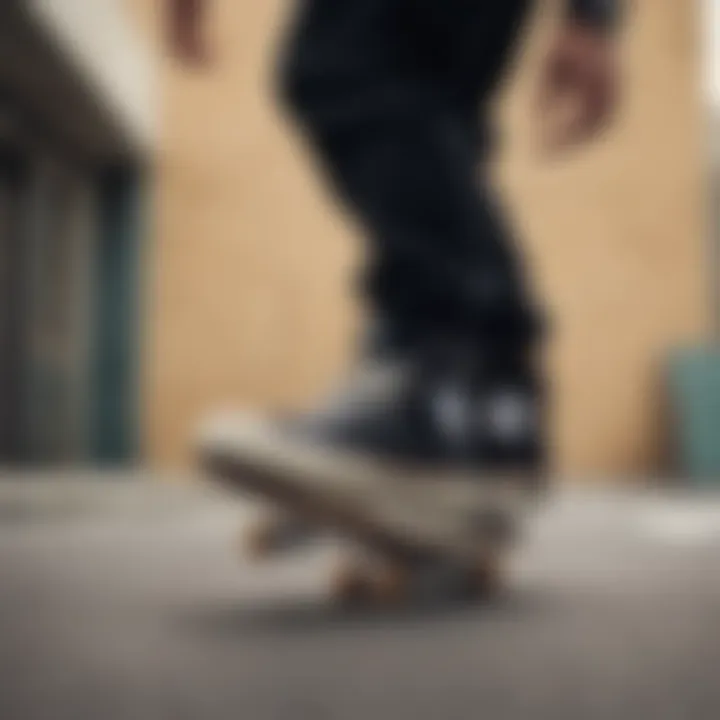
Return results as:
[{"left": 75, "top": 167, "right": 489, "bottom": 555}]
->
[{"left": 1, "top": 476, "right": 720, "bottom": 720}]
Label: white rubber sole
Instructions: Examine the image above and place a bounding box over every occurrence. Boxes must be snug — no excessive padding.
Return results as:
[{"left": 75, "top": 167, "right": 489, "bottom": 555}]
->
[{"left": 198, "top": 412, "right": 536, "bottom": 564}]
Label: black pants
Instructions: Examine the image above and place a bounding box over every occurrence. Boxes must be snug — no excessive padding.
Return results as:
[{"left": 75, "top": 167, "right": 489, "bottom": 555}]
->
[{"left": 277, "top": 0, "right": 542, "bottom": 352}]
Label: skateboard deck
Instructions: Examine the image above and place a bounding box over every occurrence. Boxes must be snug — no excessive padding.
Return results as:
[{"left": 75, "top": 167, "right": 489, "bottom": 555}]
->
[{"left": 199, "top": 414, "right": 537, "bottom": 602}]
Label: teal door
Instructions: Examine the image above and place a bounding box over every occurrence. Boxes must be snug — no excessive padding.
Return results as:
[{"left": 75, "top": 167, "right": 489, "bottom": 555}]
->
[{"left": 92, "top": 168, "right": 144, "bottom": 464}]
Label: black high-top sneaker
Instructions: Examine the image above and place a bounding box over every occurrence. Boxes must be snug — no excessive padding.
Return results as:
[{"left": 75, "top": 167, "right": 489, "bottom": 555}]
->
[{"left": 198, "top": 335, "right": 545, "bottom": 599}]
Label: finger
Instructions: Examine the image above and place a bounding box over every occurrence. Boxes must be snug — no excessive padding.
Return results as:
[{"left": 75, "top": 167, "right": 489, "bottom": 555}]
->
[
  {"left": 536, "top": 54, "right": 574, "bottom": 114},
  {"left": 579, "top": 70, "right": 617, "bottom": 137},
  {"left": 550, "top": 70, "right": 616, "bottom": 150},
  {"left": 536, "top": 60, "right": 576, "bottom": 155}
]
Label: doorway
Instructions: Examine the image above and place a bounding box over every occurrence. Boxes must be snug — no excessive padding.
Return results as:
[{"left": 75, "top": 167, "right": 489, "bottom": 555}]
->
[{"left": 0, "top": 147, "right": 27, "bottom": 463}]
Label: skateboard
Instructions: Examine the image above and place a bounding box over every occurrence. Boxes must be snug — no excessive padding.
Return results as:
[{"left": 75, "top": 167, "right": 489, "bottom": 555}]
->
[{"left": 199, "top": 414, "right": 537, "bottom": 605}]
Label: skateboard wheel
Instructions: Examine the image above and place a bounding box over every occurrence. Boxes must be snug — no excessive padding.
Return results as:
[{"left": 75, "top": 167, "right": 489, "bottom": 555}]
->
[
  {"left": 332, "top": 561, "right": 374, "bottom": 606},
  {"left": 332, "top": 557, "right": 411, "bottom": 607},
  {"left": 241, "top": 512, "right": 316, "bottom": 560},
  {"left": 332, "top": 555, "right": 504, "bottom": 607},
  {"left": 464, "top": 553, "right": 504, "bottom": 599},
  {"left": 370, "top": 563, "right": 410, "bottom": 605}
]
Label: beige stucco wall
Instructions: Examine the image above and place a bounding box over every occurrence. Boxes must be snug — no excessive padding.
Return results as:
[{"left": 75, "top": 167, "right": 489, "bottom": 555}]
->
[{"left": 131, "top": 0, "right": 707, "bottom": 477}]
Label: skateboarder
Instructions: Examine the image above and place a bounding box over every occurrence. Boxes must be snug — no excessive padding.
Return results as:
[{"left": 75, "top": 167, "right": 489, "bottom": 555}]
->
[{"left": 200, "top": 0, "right": 624, "bottom": 595}]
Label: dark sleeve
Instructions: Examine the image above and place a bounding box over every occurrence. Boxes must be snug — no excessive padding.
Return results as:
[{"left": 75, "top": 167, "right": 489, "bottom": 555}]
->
[{"left": 568, "top": 0, "right": 623, "bottom": 30}]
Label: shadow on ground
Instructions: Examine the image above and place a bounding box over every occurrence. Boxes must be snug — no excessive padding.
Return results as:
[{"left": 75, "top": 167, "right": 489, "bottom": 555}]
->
[{"left": 175, "top": 586, "right": 564, "bottom": 638}]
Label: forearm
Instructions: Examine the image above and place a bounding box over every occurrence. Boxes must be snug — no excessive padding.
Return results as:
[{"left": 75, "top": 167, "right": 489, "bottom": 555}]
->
[{"left": 568, "top": 0, "right": 623, "bottom": 31}]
